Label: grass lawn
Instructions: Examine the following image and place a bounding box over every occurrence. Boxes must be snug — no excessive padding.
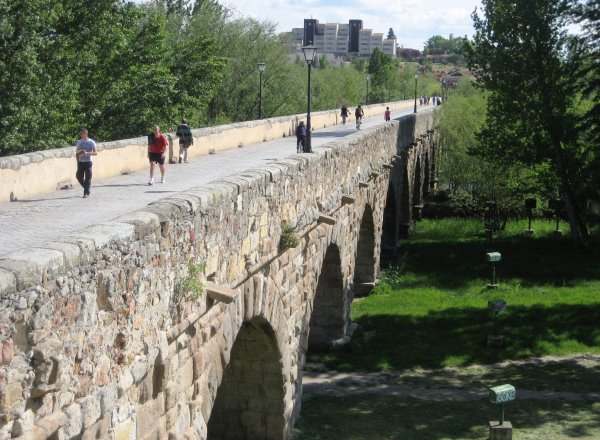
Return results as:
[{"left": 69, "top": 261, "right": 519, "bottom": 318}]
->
[
  {"left": 300, "top": 218, "right": 600, "bottom": 439},
  {"left": 309, "top": 218, "right": 600, "bottom": 375},
  {"left": 294, "top": 394, "right": 600, "bottom": 440}
]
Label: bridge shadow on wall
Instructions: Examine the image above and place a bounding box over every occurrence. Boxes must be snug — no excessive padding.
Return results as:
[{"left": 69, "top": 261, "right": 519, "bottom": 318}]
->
[{"left": 310, "top": 130, "right": 353, "bottom": 139}]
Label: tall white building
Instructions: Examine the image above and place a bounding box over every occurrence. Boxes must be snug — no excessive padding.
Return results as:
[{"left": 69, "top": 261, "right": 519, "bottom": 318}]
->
[{"left": 287, "top": 19, "right": 397, "bottom": 58}]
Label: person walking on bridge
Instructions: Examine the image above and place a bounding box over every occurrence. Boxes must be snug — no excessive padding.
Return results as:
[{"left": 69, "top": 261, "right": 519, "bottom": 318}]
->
[
  {"left": 147, "top": 125, "right": 168, "bottom": 185},
  {"left": 75, "top": 128, "right": 97, "bottom": 198},
  {"left": 176, "top": 119, "right": 194, "bottom": 163},
  {"left": 296, "top": 121, "right": 306, "bottom": 153},
  {"left": 340, "top": 105, "right": 350, "bottom": 125},
  {"left": 355, "top": 105, "right": 364, "bottom": 129},
  {"left": 384, "top": 106, "right": 391, "bottom": 121}
]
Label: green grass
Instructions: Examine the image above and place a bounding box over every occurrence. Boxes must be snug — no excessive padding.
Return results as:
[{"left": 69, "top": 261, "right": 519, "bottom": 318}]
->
[
  {"left": 294, "top": 394, "right": 600, "bottom": 440},
  {"left": 309, "top": 219, "right": 600, "bottom": 372}
]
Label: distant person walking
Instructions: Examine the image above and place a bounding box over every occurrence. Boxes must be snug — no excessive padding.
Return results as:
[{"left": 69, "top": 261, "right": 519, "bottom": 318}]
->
[
  {"left": 384, "top": 106, "right": 391, "bottom": 121},
  {"left": 340, "top": 105, "right": 350, "bottom": 125},
  {"left": 296, "top": 121, "right": 306, "bottom": 153},
  {"left": 355, "top": 105, "right": 364, "bottom": 129},
  {"left": 147, "top": 125, "right": 168, "bottom": 185},
  {"left": 75, "top": 128, "right": 97, "bottom": 198},
  {"left": 176, "top": 119, "right": 194, "bottom": 163}
]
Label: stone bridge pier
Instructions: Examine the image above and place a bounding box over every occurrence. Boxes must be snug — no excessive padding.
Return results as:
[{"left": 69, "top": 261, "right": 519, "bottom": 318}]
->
[{"left": 0, "top": 111, "right": 438, "bottom": 439}]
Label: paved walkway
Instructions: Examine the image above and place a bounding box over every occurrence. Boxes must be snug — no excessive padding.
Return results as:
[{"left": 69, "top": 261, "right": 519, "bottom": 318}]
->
[
  {"left": 0, "top": 109, "right": 416, "bottom": 257},
  {"left": 302, "top": 354, "right": 600, "bottom": 401}
]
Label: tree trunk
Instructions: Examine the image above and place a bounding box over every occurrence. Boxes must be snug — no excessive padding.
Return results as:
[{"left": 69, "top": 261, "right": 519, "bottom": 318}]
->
[{"left": 552, "top": 136, "right": 589, "bottom": 246}]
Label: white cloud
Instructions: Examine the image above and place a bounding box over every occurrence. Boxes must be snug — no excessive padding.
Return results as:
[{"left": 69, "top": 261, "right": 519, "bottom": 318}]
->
[{"left": 225, "top": 0, "right": 482, "bottom": 49}]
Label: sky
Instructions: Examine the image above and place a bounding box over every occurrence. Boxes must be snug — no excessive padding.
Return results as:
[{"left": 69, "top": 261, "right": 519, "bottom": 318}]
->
[{"left": 224, "top": 0, "right": 483, "bottom": 50}]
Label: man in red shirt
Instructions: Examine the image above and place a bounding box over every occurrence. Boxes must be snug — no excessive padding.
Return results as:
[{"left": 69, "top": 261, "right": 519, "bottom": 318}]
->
[
  {"left": 147, "top": 125, "right": 168, "bottom": 185},
  {"left": 384, "top": 106, "right": 391, "bottom": 121}
]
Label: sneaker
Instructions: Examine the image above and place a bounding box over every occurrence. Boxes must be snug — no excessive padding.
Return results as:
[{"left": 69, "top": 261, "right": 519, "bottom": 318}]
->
[
  {"left": 184, "top": 160, "right": 189, "bottom": 163},
  {"left": 160, "top": 176, "right": 166, "bottom": 184},
  {"left": 147, "top": 179, "right": 154, "bottom": 186}
]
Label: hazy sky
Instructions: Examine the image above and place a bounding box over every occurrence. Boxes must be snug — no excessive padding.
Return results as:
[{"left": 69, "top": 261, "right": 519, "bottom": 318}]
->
[{"left": 225, "top": 0, "right": 483, "bottom": 50}]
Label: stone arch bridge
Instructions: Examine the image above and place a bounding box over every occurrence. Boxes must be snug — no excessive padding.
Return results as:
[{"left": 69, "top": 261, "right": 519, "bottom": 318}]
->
[{"left": 0, "top": 110, "right": 438, "bottom": 439}]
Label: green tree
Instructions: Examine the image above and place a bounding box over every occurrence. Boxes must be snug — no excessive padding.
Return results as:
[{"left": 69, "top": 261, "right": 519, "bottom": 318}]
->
[
  {"left": 467, "top": 0, "right": 590, "bottom": 244},
  {"left": 575, "top": 0, "right": 600, "bottom": 207}
]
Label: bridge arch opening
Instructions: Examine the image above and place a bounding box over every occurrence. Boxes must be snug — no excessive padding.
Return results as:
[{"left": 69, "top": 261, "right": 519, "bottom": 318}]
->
[
  {"left": 207, "top": 317, "right": 285, "bottom": 440},
  {"left": 399, "top": 167, "right": 411, "bottom": 238},
  {"left": 423, "top": 153, "right": 431, "bottom": 199},
  {"left": 353, "top": 204, "right": 376, "bottom": 297},
  {"left": 413, "top": 157, "right": 422, "bottom": 208},
  {"left": 381, "top": 185, "right": 398, "bottom": 259},
  {"left": 309, "top": 244, "right": 345, "bottom": 346}
]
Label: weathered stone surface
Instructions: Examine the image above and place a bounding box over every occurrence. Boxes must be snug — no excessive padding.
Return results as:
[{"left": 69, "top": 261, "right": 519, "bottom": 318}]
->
[{"left": 0, "top": 111, "right": 439, "bottom": 440}]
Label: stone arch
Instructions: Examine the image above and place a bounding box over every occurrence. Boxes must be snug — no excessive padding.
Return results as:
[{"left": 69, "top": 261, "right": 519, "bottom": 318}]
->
[
  {"left": 399, "top": 166, "right": 411, "bottom": 238},
  {"left": 353, "top": 204, "right": 376, "bottom": 297},
  {"left": 381, "top": 184, "right": 398, "bottom": 260},
  {"left": 423, "top": 153, "right": 431, "bottom": 199},
  {"left": 413, "top": 156, "right": 423, "bottom": 221},
  {"left": 207, "top": 317, "right": 285, "bottom": 440},
  {"left": 309, "top": 243, "right": 345, "bottom": 346}
]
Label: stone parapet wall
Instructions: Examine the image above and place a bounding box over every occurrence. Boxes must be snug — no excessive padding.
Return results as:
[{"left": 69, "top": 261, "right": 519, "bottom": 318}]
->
[
  {"left": 0, "top": 110, "right": 437, "bottom": 439},
  {"left": 0, "top": 101, "right": 414, "bottom": 203}
]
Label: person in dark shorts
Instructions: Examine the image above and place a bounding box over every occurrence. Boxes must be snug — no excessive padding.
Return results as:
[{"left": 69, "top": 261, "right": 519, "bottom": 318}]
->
[
  {"left": 75, "top": 128, "right": 97, "bottom": 198},
  {"left": 147, "top": 125, "right": 168, "bottom": 185},
  {"left": 296, "top": 121, "right": 306, "bottom": 153},
  {"left": 176, "top": 119, "right": 194, "bottom": 163}
]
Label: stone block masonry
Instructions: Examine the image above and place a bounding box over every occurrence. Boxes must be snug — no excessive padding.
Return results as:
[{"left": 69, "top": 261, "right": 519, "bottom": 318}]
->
[{"left": 0, "top": 110, "right": 438, "bottom": 439}]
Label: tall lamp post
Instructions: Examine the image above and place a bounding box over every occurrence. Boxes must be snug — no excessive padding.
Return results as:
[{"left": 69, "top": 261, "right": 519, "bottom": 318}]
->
[
  {"left": 258, "top": 62, "right": 266, "bottom": 120},
  {"left": 403, "top": 79, "right": 407, "bottom": 100},
  {"left": 413, "top": 72, "right": 419, "bottom": 113},
  {"left": 366, "top": 75, "right": 370, "bottom": 105},
  {"left": 302, "top": 45, "right": 317, "bottom": 153}
]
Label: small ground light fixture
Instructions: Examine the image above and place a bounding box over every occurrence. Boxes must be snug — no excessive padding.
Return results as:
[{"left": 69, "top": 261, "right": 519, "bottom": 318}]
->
[{"left": 486, "top": 252, "right": 501, "bottom": 289}]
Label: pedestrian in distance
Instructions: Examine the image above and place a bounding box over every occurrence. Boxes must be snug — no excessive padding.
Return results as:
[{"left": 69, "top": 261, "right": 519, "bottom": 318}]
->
[
  {"left": 296, "top": 121, "right": 306, "bottom": 153},
  {"left": 147, "top": 125, "right": 168, "bottom": 185},
  {"left": 340, "top": 105, "right": 350, "bottom": 125},
  {"left": 355, "top": 105, "right": 364, "bottom": 129},
  {"left": 384, "top": 106, "right": 391, "bottom": 121},
  {"left": 176, "top": 119, "right": 194, "bottom": 163},
  {"left": 75, "top": 128, "right": 97, "bottom": 198}
]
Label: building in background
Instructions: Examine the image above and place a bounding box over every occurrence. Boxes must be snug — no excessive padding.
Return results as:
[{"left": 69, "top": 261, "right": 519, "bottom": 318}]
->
[{"left": 288, "top": 18, "right": 396, "bottom": 59}]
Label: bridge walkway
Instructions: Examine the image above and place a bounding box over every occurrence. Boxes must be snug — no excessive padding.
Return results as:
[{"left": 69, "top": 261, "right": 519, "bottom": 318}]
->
[{"left": 0, "top": 109, "right": 415, "bottom": 257}]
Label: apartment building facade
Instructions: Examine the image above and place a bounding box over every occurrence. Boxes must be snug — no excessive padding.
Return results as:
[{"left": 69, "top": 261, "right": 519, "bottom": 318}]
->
[{"left": 290, "top": 18, "right": 396, "bottom": 58}]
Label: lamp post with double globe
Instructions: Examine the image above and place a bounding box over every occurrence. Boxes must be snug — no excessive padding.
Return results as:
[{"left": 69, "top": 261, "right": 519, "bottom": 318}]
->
[
  {"left": 258, "top": 62, "right": 266, "bottom": 119},
  {"left": 413, "top": 72, "right": 419, "bottom": 113},
  {"left": 302, "top": 45, "right": 317, "bottom": 153}
]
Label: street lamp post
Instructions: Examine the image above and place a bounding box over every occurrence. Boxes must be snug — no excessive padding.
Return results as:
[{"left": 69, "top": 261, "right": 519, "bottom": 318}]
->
[
  {"left": 366, "top": 75, "right": 370, "bottom": 105},
  {"left": 258, "top": 62, "right": 266, "bottom": 120},
  {"left": 403, "top": 79, "right": 407, "bottom": 100},
  {"left": 413, "top": 72, "right": 419, "bottom": 114},
  {"left": 302, "top": 45, "right": 317, "bottom": 153}
]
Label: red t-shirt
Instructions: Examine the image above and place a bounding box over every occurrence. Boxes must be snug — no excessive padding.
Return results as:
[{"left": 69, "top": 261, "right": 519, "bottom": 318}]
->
[
  {"left": 385, "top": 110, "right": 391, "bottom": 120},
  {"left": 148, "top": 134, "right": 168, "bottom": 154}
]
